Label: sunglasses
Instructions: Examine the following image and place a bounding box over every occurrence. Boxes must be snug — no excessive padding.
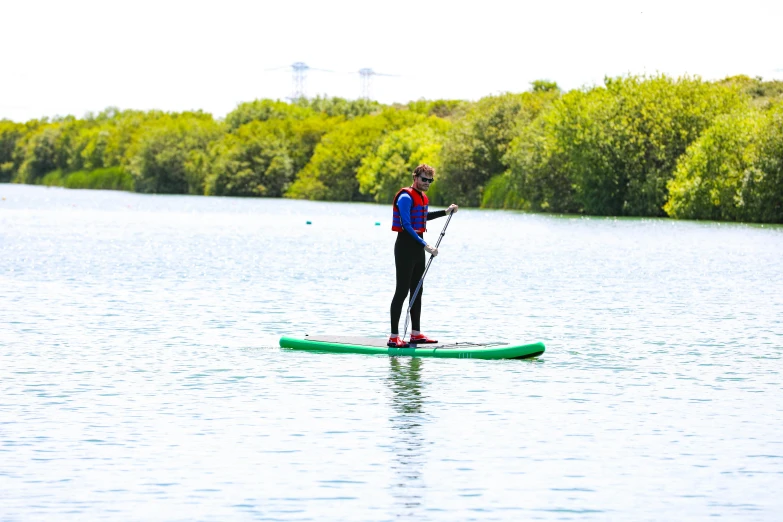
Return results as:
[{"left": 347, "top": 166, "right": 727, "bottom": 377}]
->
[{"left": 418, "top": 175, "right": 434, "bottom": 183}]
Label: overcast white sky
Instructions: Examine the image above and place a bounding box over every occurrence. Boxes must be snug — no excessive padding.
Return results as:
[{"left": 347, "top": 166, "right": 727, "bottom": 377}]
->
[{"left": 2, "top": 0, "right": 782, "bottom": 122}]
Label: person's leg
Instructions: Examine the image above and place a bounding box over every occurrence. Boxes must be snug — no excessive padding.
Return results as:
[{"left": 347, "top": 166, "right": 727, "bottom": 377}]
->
[{"left": 390, "top": 238, "right": 416, "bottom": 335}]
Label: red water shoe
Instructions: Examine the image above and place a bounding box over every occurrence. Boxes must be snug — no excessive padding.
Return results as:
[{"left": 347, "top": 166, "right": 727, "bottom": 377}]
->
[
  {"left": 388, "top": 336, "right": 410, "bottom": 348},
  {"left": 409, "top": 333, "right": 438, "bottom": 344}
]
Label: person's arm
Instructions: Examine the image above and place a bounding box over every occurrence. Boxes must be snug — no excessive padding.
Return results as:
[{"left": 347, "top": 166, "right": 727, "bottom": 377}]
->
[
  {"left": 427, "top": 209, "right": 447, "bottom": 221},
  {"left": 397, "top": 194, "right": 427, "bottom": 247},
  {"left": 427, "top": 204, "right": 458, "bottom": 220}
]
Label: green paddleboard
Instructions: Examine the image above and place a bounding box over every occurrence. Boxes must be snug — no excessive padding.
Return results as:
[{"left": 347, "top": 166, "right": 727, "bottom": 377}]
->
[{"left": 279, "top": 335, "right": 545, "bottom": 360}]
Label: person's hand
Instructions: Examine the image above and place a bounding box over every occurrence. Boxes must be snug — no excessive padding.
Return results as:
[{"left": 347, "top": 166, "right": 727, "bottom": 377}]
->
[
  {"left": 446, "top": 204, "right": 459, "bottom": 215},
  {"left": 424, "top": 244, "right": 439, "bottom": 257}
]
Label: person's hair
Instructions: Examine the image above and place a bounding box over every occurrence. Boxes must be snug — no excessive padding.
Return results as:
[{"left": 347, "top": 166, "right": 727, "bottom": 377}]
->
[{"left": 413, "top": 164, "right": 435, "bottom": 179}]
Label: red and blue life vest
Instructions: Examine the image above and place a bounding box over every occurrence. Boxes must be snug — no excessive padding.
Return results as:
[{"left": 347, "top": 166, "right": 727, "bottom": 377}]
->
[{"left": 392, "top": 187, "right": 428, "bottom": 233}]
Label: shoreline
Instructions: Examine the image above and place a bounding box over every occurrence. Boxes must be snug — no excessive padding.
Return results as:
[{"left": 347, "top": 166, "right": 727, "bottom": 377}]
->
[{"left": 3, "top": 182, "right": 781, "bottom": 229}]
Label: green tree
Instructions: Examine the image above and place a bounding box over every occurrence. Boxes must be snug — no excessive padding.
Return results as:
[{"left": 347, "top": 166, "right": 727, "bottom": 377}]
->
[
  {"left": 76, "top": 126, "right": 110, "bottom": 170},
  {"left": 63, "top": 108, "right": 132, "bottom": 171},
  {"left": 205, "top": 127, "right": 293, "bottom": 196},
  {"left": 103, "top": 110, "right": 167, "bottom": 168},
  {"left": 225, "top": 99, "right": 315, "bottom": 131},
  {"left": 406, "top": 99, "right": 468, "bottom": 119},
  {"left": 499, "top": 96, "right": 587, "bottom": 213},
  {"left": 12, "top": 114, "right": 130, "bottom": 183},
  {"left": 127, "top": 112, "right": 223, "bottom": 194},
  {"left": 531, "top": 80, "right": 560, "bottom": 93},
  {"left": 286, "top": 109, "right": 426, "bottom": 201},
  {"left": 665, "top": 102, "right": 783, "bottom": 223},
  {"left": 719, "top": 75, "right": 783, "bottom": 108},
  {"left": 294, "top": 96, "right": 383, "bottom": 119},
  {"left": 357, "top": 117, "right": 450, "bottom": 203},
  {"left": 439, "top": 91, "right": 559, "bottom": 207},
  {"left": 15, "top": 123, "right": 64, "bottom": 184},
  {"left": 204, "top": 116, "right": 338, "bottom": 197},
  {"left": 602, "top": 75, "right": 745, "bottom": 216},
  {"left": 740, "top": 102, "right": 783, "bottom": 222},
  {"left": 505, "top": 75, "right": 747, "bottom": 216},
  {"left": 0, "top": 120, "right": 26, "bottom": 182},
  {"left": 665, "top": 110, "right": 763, "bottom": 220}
]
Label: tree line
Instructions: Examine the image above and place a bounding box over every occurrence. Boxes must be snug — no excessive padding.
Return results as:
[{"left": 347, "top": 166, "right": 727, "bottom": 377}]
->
[{"left": 1, "top": 75, "right": 781, "bottom": 223}]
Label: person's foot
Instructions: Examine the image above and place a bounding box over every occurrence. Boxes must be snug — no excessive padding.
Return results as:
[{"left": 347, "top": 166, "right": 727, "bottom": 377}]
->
[
  {"left": 409, "top": 333, "right": 438, "bottom": 344},
  {"left": 388, "top": 336, "right": 410, "bottom": 348}
]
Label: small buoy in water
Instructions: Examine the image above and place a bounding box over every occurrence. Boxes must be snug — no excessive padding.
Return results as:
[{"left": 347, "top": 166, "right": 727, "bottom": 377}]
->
[
  {"left": 306, "top": 220, "right": 312, "bottom": 225},
  {"left": 375, "top": 222, "right": 380, "bottom": 226}
]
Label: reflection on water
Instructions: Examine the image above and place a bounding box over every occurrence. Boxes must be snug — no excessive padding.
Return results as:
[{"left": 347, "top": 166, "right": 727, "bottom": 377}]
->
[{"left": 387, "top": 357, "right": 426, "bottom": 518}]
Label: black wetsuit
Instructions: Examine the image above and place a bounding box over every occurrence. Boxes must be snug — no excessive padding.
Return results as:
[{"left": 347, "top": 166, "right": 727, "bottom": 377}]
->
[{"left": 390, "top": 207, "right": 447, "bottom": 335}]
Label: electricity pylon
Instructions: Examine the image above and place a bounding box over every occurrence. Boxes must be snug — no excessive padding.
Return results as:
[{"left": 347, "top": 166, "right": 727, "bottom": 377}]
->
[
  {"left": 266, "top": 63, "right": 400, "bottom": 101},
  {"left": 266, "top": 62, "right": 340, "bottom": 100},
  {"left": 358, "top": 68, "right": 399, "bottom": 100}
]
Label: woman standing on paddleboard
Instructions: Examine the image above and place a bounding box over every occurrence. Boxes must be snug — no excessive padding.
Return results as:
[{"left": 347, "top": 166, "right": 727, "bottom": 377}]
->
[{"left": 388, "top": 164, "right": 458, "bottom": 348}]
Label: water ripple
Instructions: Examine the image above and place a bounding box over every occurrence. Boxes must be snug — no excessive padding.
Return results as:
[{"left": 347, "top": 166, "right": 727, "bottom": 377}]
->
[{"left": 1, "top": 185, "right": 782, "bottom": 520}]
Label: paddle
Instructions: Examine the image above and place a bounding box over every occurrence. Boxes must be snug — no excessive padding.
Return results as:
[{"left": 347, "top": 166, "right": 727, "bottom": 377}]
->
[{"left": 401, "top": 211, "right": 455, "bottom": 341}]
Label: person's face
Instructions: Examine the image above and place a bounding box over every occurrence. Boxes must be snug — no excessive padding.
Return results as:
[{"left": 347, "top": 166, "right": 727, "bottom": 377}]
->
[{"left": 413, "top": 173, "right": 434, "bottom": 192}]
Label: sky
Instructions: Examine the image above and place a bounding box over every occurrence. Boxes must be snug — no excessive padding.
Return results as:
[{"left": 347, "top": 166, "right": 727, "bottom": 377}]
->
[{"left": 2, "top": 0, "right": 782, "bottom": 122}]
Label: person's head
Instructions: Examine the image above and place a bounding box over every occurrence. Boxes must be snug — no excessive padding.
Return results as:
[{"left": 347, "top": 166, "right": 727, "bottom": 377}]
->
[{"left": 411, "top": 164, "right": 435, "bottom": 192}]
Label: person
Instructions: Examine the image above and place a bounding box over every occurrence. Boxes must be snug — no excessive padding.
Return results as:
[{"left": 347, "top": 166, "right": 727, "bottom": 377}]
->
[{"left": 388, "top": 164, "right": 458, "bottom": 348}]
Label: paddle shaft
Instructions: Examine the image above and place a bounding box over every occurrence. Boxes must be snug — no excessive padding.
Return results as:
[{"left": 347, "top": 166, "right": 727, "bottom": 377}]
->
[{"left": 401, "top": 211, "right": 454, "bottom": 340}]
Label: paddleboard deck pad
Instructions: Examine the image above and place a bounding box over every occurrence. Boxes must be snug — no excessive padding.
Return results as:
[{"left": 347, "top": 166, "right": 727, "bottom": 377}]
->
[{"left": 279, "top": 335, "right": 545, "bottom": 360}]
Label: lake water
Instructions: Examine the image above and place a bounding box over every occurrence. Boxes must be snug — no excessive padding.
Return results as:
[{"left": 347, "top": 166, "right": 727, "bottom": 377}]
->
[{"left": 1, "top": 184, "right": 781, "bottom": 521}]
